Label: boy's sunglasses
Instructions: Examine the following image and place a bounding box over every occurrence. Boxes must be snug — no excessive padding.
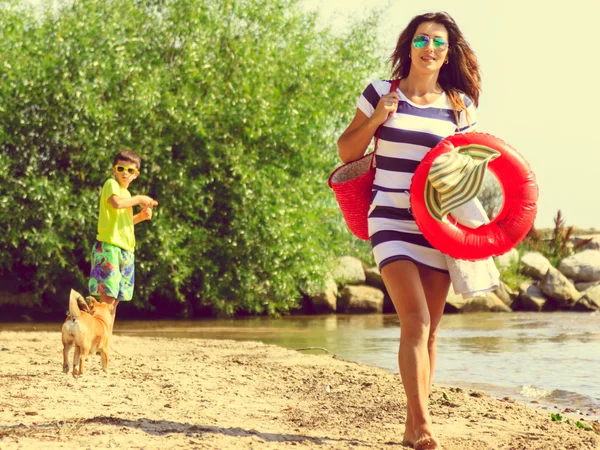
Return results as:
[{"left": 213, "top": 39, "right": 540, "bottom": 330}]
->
[
  {"left": 114, "top": 165, "right": 139, "bottom": 175},
  {"left": 412, "top": 35, "right": 448, "bottom": 52}
]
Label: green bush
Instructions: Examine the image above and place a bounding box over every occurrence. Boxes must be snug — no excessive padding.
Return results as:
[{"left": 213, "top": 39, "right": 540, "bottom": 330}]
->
[
  {"left": 520, "top": 210, "right": 591, "bottom": 267},
  {"left": 0, "top": 0, "right": 381, "bottom": 317},
  {"left": 496, "top": 259, "right": 527, "bottom": 292}
]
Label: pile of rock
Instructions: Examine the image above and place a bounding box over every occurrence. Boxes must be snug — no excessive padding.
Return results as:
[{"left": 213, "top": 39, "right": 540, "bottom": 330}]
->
[
  {"left": 308, "top": 242, "right": 600, "bottom": 314},
  {"left": 519, "top": 249, "right": 600, "bottom": 312}
]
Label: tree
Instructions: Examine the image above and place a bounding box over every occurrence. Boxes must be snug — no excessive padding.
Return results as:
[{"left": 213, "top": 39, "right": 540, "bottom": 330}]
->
[{"left": 0, "top": 0, "right": 382, "bottom": 317}]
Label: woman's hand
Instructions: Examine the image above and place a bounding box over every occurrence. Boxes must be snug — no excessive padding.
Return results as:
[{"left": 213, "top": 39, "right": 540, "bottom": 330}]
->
[
  {"left": 371, "top": 91, "right": 400, "bottom": 125},
  {"left": 337, "top": 85, "right": 400, "bottom": 164}
]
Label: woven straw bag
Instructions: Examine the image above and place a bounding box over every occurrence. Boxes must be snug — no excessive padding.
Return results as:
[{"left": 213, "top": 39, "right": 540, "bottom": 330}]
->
[{"left": 328, "top": 79, "right": 400, "bottom": 240}]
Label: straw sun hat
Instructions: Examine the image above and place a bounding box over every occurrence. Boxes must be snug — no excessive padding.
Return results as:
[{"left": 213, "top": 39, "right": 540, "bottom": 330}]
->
[{"left": 425, "top": 145, "right": 501, "bottom": 222}]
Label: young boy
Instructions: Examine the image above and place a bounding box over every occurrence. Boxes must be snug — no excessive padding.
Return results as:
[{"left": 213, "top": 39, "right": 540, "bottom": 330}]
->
[{"left": 89, "top": 149, "right": 158, "bottom": 329}]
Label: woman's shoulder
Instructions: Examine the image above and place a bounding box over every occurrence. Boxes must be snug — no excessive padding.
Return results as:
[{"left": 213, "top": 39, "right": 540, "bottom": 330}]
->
[{"left": 363, "top": 79, "right": 395, "bottom": 95}]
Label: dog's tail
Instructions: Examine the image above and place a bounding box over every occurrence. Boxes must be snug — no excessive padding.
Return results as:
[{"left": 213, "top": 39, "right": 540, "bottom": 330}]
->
[{"left": 69, "top": 289, "right": 84, "bottom": 320}]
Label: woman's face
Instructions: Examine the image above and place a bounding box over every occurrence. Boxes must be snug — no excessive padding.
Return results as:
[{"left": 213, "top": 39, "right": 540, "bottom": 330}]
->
[{"left": 410, "top": 21, "right": 450, "bottom": 74}]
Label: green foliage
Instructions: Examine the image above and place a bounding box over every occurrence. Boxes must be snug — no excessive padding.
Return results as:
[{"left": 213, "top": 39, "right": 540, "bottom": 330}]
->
[
  {"left": 496, "top": 259, "right": 527, "bottom": 292},
  {"left": 0, "top": 0, "right": 381, "bottom": 316},
  {"left": 520, "top": 210, "right": 590, "bottom": 267},
  {"left": 549, "top": 413, "right": 593, "bottom": 432}
]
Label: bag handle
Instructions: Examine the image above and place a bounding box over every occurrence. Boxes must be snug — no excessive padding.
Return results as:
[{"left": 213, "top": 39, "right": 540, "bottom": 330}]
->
[{"left": 370, "top": 79, "right": 401, "bottom": 168}]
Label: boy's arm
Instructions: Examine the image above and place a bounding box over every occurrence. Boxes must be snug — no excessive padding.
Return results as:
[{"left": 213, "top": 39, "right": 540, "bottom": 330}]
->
[{"left": 108, "top": 194, "right": 158, "bottom": 209}]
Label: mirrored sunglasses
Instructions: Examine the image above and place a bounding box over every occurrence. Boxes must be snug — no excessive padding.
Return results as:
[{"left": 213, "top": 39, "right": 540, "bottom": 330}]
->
[
  {"left": 412, "top": 35, "right": 448, "bottom": 52},
  {"left": 114, "top": 165, "right": 139, "bottom": 175}
]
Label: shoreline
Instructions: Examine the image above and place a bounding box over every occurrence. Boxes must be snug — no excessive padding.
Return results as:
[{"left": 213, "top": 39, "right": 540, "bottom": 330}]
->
[
  {"left": 432, "top": 380, "right": 600, "bottom": 424},
  {"left": 0, "top": 331, "right": 599, "bottom": 449},
  {"left": 2, "top": 317, "right": 599, "bottom": 425}
]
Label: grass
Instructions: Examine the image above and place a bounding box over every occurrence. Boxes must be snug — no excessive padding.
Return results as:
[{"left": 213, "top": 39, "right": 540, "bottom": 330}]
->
[{"left": 497, "top": 259, "right": 528, "bottom": 292}]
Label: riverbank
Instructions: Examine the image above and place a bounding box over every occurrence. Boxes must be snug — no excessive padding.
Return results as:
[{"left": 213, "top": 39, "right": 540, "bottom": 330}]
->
[{"left": 0, "top": 331, "right": 598, "bottom": 450}]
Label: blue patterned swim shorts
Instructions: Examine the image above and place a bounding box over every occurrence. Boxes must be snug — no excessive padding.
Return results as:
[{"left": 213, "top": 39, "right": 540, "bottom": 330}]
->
[{"left": 88, "top": 240, "right": 135, "bottom": 301}]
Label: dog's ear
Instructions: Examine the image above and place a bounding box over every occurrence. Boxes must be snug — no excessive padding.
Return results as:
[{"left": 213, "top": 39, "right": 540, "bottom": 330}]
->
[{"left": 77, "top": 296, "right": 91, "bottom": 313}]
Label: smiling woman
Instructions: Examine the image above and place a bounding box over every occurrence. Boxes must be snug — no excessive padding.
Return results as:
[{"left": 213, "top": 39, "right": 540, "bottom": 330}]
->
[{"left": 336, "top": 11, "right": 485, "bottom": 450}]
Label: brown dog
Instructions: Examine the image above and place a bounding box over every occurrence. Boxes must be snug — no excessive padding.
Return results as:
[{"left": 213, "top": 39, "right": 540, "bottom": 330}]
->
[{"left": 61, "top": 289, "right": 113, "bottom": 376}]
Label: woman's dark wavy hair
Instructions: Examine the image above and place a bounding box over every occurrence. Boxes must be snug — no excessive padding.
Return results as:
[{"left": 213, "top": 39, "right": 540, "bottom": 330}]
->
[{"left": 389, "top": 11, "right": 481, "bottom": 120}]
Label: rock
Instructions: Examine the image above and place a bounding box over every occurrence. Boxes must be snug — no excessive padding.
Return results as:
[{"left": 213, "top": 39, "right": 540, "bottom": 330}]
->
[
  {"left": 444, "top": 286, "right": 468, "bottom": 313},
  {"left": 573, "top": 296, "right": 600, "bottom": 311},
  {"left": 460, "top": 292, "right": 512, "bottom": 313},
  {"left": 338, "top": 285, "right": 384, "bottom": 313},
  {"left": 364, "top": 267, "right": 385, "bottom": 291},
  {"left": 520, "top": 252, "right": 552, "bottom": 280},
  {"left": 540, "top": 267, "right": 581, "bottom": 308},
  {"left": 572, "top": 235, "right": 600, "bottom": 251},
  {"left": 574, "top": 281, "right": 600, "bottom": 292},
  {"left": 495, "top": 248, "right": 519, "bottom": 269},
  {"left": 331, "top": 256, "right": 365, "bottom": 286},
  {"left": 518, "top": 282, "right": 550, "bottom": 312},
  {"left": 557, "top": 250, "right": 600, "bottom": 282},
  {"left": 494, "top": 281, "right": 517, "bottom": 308},
  {"left": 309, "top": 278, "right": 337, "bottom": 313},
  {"left": 582, "top": 285, "right": 600, "bottom": 309}
]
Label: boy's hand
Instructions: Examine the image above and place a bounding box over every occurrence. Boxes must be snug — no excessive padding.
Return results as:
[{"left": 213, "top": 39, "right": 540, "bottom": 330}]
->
[
  {"left": 139, "top": 207, "right": 153, "bottom": 222},
  {"left": 138, "top": 195, "right": 158, "bottom": 208}
]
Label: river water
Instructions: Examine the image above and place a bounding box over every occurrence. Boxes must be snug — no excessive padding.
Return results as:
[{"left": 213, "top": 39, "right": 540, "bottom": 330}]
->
[{"left": 3, "top": 311, "right": 599, "bottom": 418}]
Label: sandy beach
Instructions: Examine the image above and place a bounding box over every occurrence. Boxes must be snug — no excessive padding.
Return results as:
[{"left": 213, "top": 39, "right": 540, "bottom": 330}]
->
[{"left": 0, "top": 331, "right": 598, "bottom": 450}]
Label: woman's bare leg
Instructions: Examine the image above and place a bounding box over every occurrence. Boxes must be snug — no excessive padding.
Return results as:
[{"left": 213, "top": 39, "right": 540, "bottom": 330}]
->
[
  {"left": 404, "top": 265, "right": 450, "bottom": 445},
  {"left": 381, "top": 260, "right": 436, "bottom": 446},
  {"left": 419, "top": 265, "right": 450, "bottom": 391}
]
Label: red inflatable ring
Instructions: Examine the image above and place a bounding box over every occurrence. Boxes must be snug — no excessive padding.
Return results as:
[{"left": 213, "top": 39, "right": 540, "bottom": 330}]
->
[{"left": 410, "top": 132, "right": 538, "bottom": 261}]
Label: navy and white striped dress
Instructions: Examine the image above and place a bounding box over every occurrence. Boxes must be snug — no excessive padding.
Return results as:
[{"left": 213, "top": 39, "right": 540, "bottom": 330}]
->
[{"left": 357, "top": 80, "right": 477, "bottom": 273}]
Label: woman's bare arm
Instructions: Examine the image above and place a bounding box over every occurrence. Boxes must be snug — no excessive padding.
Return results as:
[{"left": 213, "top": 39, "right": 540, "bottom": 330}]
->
[{"left": 337, "top": 91, "right": 399, "bottom": 164}]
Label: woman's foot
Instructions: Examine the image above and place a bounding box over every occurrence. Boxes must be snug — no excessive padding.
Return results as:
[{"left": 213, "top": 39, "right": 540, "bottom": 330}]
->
[
  {"left": 412, "top": 423, "right": 439, "bottom": 450},
  {"left": 413, "top": 434, "right": 440, "bottom": 449},
  {"left": 402, "top": 412, "right": 416, "bottom": 447},
  {"left": 402, "top": 426, "right": 416, "bottom": 447}
]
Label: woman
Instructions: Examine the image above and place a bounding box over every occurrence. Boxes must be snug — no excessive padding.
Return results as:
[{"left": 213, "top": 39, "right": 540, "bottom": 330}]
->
[{"left": 337, "top": 12, "right": 481, "bottom": 450}]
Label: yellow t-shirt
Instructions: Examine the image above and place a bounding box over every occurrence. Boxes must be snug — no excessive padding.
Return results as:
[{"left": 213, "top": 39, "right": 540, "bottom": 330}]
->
[{"left": 96, "top": 178, "right": 135, "bottom": 252}]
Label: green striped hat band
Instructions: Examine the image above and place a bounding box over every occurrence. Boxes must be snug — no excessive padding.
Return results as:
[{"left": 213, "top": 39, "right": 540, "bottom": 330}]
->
[{"left": 425, "top": 145, "right": 501, "bottom": 222}]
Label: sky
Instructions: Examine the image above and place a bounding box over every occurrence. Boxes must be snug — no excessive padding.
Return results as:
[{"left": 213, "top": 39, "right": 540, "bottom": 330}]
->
[
  {"left": 303, "top": 0, "right": 600, "bottom": 230},
  {"left": 21, "top": 0, "right": 600, "bottom": 229}
]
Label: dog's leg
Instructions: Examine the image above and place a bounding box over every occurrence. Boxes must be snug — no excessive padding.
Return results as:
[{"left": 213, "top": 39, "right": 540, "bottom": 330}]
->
[
  {"left": 79, "top": 347, "right": 89, "bottom": 375},
  {"left": 62, "top": 342, "right": 72, "bottom": 374},
  {"left": 72, "top": 346, "right": 81, "bottom": 376},
  {"left": 100, "top": 350, "right": 109, "bottom": 373}
]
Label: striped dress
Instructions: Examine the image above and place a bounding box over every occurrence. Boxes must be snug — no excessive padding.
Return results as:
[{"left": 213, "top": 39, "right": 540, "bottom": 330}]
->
[{"left": 357, "top": 80, "right": 477, "bottom": 273}]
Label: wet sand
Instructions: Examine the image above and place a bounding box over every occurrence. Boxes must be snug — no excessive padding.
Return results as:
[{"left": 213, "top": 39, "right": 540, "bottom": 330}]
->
[{"left": 0, "top": 331, "right": 598, "bottom": 449}]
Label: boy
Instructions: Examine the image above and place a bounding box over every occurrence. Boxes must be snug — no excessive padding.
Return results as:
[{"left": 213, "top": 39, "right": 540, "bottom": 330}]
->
[{"left": 89, "top": 149, "right": 158, "bottom": 330}]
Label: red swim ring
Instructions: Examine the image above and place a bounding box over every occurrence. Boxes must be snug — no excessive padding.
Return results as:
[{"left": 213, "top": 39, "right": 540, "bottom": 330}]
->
[{"left": 410, "top": 132, "right": 538, "bottom": 261}]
